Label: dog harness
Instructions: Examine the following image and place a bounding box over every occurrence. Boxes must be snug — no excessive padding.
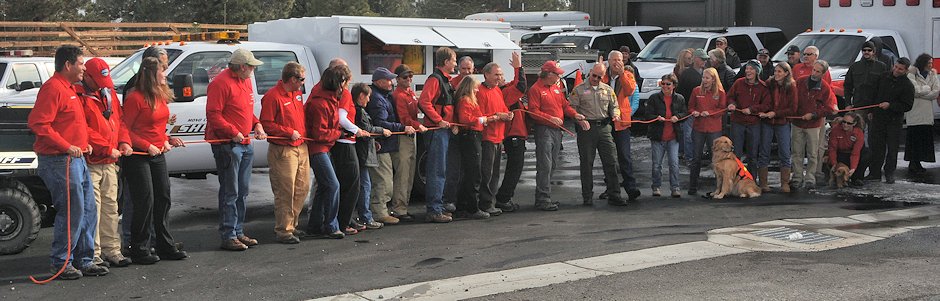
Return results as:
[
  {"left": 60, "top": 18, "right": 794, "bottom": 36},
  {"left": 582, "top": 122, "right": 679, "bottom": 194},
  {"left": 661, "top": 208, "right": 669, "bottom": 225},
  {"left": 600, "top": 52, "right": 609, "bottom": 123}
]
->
[{"left": 735, "top": 157, "right": 754, "bottom": 180}]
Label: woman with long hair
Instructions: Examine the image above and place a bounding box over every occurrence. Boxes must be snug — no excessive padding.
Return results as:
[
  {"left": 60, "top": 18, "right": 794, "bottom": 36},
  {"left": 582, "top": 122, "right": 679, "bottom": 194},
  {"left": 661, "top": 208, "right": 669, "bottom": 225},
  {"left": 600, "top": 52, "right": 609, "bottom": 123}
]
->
[
  {"left": 454, "top": 76, "right": 491, "bottom": 219},
  {"left": 673, "top": 48, "right": 694, "bottom": 78},
  {"left": 304, "top": 65, "right": 349, "bottom": 239},
  {"left": 904, "top": 53, "right": 939, "bottom": 174},
  {"left": 687, "top": 68, "right": 727, "bottom": 195},
  {"left": 758, "top": 62, "right": 799, "bottom": 192},
  {"left": 122, "top": 57, "right": 187, "bottom": 264}
]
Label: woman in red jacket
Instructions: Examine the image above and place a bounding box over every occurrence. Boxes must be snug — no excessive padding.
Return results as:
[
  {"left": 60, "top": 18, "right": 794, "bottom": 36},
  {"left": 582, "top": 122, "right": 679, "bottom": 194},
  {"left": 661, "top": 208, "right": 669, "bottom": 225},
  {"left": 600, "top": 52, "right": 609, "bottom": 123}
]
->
[
  {"left": 759, "top": 63, "right": 799, "bottom": 192},
  {"left": 122, "top": 57, "right": 187, "bottom": 264},
  {"left": 687, "top": 68, "right": 727, "bottom": 195},
  {"left": 303, "top": 65, "right": 348, "bottom": 239},
  {"left": 454, "top": 76, "right": 507, "bottom": 219}
]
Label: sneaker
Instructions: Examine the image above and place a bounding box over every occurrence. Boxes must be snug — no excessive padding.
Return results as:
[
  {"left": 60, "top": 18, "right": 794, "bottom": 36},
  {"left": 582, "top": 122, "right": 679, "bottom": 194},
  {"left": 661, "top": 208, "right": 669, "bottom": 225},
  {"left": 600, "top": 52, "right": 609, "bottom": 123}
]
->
[
  {"left": 156, "top": 248, "right": 188, "bottom": 260},
  {"left": 363, "top": 220, "right": 384, "bottom": 229},
  {"left": 342, "top": 227, "right": 359, "bottom": 235},
  {"left": 392, "top": 213, "right": 414, "bottom": 222},
  {"left": 443, "top": 203, "right": 457, "bottom": 213},
  {"left": 495, "top": 201, "right": 520, "bottom": 212},
  {"left": 426, "top": 212, "right": 453, "bottom": 223},
  {"left": 102, "top": 254, "right": 132, "bottom": 268},
  {"left": 652, "top": 188, "right": 662, "bottom": 197},
  {"left": 220, "top": 239, "right": 249, "bottom": 251},
  {"left": 484, "top": 207, "right": 503, "bottom": 216},
  {"left": 626, "top": 189, "right": 641, "bottom": 202},
  {"left": 80, "top": 264, "right": 109, "bottom": 277},
  {"left": 276, "top": 235, "right": 301, "bottom": 244},
  {"left": 671, "top": 190, "right": 681, "bottom": 198},
  {"left": 375, "top": 215, "right": 400, "bottom": 225},
  {"left": 535, "top": 202, "right": 559, "bottom": 211},
  {"left": 51, "top": 264, "right": 82, "bottom": 280},
  {"left": 237, "top": 235, "right": 259, "bottom": 247}
]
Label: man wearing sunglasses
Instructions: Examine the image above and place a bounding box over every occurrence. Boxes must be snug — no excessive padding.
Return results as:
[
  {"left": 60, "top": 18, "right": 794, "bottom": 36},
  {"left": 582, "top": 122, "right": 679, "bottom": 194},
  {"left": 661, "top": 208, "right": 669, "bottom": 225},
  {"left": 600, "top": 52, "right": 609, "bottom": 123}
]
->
[
  {"left": 793, "top": 46, "right": 832, "bottom": 85},
  {"left": 844, "top": 41, "right": 888, "bottom": 111},
  {"left": 569, "top": 63, "right": 624, "bottom": 206}
]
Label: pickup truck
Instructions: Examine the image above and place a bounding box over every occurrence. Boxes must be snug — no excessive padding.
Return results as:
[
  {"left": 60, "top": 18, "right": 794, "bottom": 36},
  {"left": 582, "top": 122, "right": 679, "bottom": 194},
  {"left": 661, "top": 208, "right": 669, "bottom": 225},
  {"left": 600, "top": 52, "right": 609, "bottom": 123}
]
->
[{"left": 0, "top": 57, "right": 55, "bottom": 99}]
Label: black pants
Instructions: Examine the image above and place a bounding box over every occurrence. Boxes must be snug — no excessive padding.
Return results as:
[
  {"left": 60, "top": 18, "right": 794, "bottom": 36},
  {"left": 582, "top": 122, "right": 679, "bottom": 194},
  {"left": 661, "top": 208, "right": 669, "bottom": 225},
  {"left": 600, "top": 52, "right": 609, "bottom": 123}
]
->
[
  {"left": 496, "top": 137, "right": 526, "bottom": 203},
  {"left": 457, "top": 131, "right": 483, "bottom": 213},
  {"left": 836, "top": 147, "right": 870, "bottom": 181},
  {"left": 443, "top": 134, "right": 462, "bottom": 205},
  {"left": 868, "top": 116, "right": 903, "bottom": 177},
  {"left": 331, "top": 143, "right": 360, "bottom": 228},
  {"left": 123, "top": 154, "right": 175, "bottom": 254}
]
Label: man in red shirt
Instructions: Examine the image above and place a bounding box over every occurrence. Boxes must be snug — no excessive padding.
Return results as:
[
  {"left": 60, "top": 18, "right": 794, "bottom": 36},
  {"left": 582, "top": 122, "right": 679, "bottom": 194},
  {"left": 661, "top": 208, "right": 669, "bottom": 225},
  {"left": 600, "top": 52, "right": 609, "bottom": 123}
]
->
[
  {"left": 417, "top": 47, "right": 457, "bottom": 223},
  {"left": 476, "top": 59, "right": 515, "bottom": 216},
  {"left": 387, "top": 64, "right": 426, "bottom": 222},
  {"left": 206, "top": 48, "right": 267, "bottom": 250},
  {"left": 28, "top": 45, "right": 109, "bottom": 279},
  {"left": 442, "top": 56, "right": 476, "bottom": 212},
  {"left": 791, "top": 60, "right": 836, "bottom": 190},
  {"left": 260, "top": 62, "right": 308, "bottom": 244},
  {"left": 80, "top": 58, "right": 133, "bottom": 268},
  {"left": 529, "top": 60, "right": 586, "bottom": 211},
  {"left": 495, "top": 53, "right": 528, "bottom": 212}
]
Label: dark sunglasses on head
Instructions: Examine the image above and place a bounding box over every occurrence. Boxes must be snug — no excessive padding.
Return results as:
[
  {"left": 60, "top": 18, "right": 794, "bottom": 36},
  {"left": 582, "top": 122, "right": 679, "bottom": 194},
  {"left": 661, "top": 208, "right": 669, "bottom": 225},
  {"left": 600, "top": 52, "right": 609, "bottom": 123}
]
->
[{"left": 862, "top": 48, "right": 874, "bottom": 52}]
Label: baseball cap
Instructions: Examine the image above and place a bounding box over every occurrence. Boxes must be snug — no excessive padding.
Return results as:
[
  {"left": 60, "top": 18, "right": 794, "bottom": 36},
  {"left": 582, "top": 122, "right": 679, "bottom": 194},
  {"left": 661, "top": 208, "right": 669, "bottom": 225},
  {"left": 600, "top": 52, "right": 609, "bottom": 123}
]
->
[
  {"left": 372, "top": 67, "right": 397, "bottom": 81},
  {"left": 84, "top": 58, "right": 114, "bottom": 89},
  {"left": 541, "top": 61, "right": 564, "bottom": 74},
  {"left": 394, "top": 64, "right": 413, "bottom": 77},
  {"left": 230, "top": 48, "right": 263, "bottom": 66},
  {"left": 786, "top": 45, "right": 801, "bottom": 54},
  {"left": 757, "top": 49, "right": 770, "bottom": 57},
  {"left": 693, "top": 48, "right": 709, "bottom": 59}
]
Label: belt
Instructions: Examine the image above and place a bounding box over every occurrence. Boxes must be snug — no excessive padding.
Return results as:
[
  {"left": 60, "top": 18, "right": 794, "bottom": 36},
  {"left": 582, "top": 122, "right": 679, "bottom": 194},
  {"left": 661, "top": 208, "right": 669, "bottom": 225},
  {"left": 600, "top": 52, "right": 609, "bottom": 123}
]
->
[{"left": 585, "top": 119, "right": 610, "bottom": 127}]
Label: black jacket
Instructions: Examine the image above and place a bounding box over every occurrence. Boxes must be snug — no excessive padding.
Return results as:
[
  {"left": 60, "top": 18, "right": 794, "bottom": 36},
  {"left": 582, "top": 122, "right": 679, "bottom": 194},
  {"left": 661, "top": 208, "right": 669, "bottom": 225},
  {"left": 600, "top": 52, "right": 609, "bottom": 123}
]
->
[
  {"left": 865, "top": 72, "right": 914, "bottom": 121},
  {"left": 844, "top": 58, "right": 888, "bottom": 107},
  {"left": 640, "top": 91, "right": 689, "bottom": 141},
  {"left": 725, "top": 47, "right": 742, "bottom": 69},
  {"left": 715, "top": 63, "right": 737, "bottom": 93},
  {"left": 677, "top": 66, "right": 703, "bottom": 103},
  {"left": 355, "top": 104, "right": 386, "bottom": 168}
]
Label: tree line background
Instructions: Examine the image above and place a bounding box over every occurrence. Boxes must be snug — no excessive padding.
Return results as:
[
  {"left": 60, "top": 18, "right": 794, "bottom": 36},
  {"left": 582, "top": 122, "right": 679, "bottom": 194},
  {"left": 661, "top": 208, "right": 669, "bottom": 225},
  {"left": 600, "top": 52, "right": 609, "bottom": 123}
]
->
[{"left": 1, "top": 0, "right": 580, "bottom": 24}]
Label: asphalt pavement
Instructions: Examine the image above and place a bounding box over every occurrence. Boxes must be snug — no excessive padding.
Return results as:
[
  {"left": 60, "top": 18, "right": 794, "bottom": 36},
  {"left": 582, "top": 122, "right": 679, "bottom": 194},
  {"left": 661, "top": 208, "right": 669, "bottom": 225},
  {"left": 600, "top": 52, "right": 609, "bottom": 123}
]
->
[{"left": 1, "top": 133, "right": 938, "bottom": 300}]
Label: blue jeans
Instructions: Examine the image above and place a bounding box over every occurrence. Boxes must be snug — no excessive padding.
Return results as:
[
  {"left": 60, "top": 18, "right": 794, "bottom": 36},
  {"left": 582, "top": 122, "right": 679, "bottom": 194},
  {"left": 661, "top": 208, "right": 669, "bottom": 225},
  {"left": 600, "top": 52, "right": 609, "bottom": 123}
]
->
[
  {"left": 423, "top": 128, "right": 450, "bottom": 214},
  {"left": 211, "top": 143, "right": 254, "bottom": 240},
  {"left": 357, "top": 165, "right": 373, "bottom": 223},
  {"left": 307, "top": 152, "right": 340, "bottom": 233},
  {"left": 38, "top": 155, "right": 96, "bottom": 268},
  {"left": 650, "top": 139, "right": 680, "bottom": 191},
  {"left": 613, "top": 129, "right": 637, "bottom": 191},
  {"left": 680, "top": 117, "right": 694, "bottom": 159},
  {"left": 731, "top": 122, "right": 761, "bottom": 172},
  {"left": 759, "top": 123, "right": 792, "bottom": 168}
]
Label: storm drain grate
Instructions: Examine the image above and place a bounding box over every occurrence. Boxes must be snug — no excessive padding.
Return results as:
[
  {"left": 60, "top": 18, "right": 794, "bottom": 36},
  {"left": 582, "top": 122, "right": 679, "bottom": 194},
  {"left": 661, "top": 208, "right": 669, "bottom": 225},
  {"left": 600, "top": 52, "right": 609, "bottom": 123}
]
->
[{"left": 750, "top": 227, "right": 843, "bottom": 244}]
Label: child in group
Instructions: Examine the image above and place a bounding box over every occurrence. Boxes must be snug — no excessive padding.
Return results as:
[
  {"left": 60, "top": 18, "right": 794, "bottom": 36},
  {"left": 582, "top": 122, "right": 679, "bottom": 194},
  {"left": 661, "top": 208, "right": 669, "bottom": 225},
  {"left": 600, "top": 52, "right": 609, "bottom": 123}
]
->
[{"left": 351, "top": 83, "right": 391, "bottom": 229}]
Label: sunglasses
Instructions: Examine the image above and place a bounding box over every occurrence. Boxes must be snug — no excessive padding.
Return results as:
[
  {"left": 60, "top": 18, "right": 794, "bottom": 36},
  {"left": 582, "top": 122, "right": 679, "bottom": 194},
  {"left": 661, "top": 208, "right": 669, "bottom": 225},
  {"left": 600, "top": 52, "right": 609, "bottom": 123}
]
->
[
  {"left": 661, "top": 82, "right": 674, "bottom": 86},
  {"left": 399, "top": 75, "right": 413, "bottom": 79},
  {"left": 862, "top": 48, "right": 874, "bottom": 52},
  {"left": 295, "top": 76, "right": 305, "bottom": 82},
  {"left": 589, "top": 74, "right": 603, "bottom": 79},
  {"left": 803, "top": 52, "right": 817, "bottom": 56},
  {"left": 843, "top": 120, "right": 856, "bottom": 125}
]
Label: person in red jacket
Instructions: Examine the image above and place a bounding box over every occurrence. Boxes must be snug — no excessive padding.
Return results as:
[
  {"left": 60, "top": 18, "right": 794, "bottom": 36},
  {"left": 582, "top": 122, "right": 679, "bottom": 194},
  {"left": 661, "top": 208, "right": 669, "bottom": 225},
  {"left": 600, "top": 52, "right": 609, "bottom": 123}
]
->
[
  {"left": 529, "top": 60, "right": 586, "bottom": 211},
  {"left": 792, "top": 46, "right": 832, "bottom": 85},
  {"left": 687, "top": 68, "right": 727, "bottom": 195},
  {"left": 28, "top": 45, "right": 108, "bottom": 279},
  {"left": 122, "top": 57, "right": 187, "bottom": 264},
  {"left": 759, "top": 63, "right": 799, "bottom": 192},
  {"left": 259, "top": 62, "right": 308, "bottom": 244},
  {"left": 726, "top": 60, "right": 771, "bottom": 191},
  {"left": 476, "top": 60, "right": 514, "bottom": 216},
  {"left": 828, "top": 112, "right": 868, "bottom": 186},
  {"left": 494, "top": 54, "right": 527, "bottom": 212},
  {"left": 417, "top": 47, "right": 458, "bottom": 223},
  {"left": 791, "top": 60, "right": 836, "bottom": 190},
  {"left": 454, "top": 77, "right": 489, "bottom": 219},
  {"left": 304, "top": 65, "right": 348, "bottom": 239},
  {"left": 80, "top": 58, "right": 133, "bottom": 267},
  {"left": 206, "top": 49, "right": 267, "bottom": 251}
]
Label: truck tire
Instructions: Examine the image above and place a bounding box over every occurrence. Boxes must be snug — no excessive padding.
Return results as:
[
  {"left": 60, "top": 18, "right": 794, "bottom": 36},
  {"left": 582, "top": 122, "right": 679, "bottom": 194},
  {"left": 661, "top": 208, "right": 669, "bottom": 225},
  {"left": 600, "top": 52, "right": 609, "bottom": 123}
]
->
[
  {"left": 0, "top": 177, "right": 32, "bottom": 197},
  {"left": 0, "top": 187, "right": 40, "bottom": 255}
]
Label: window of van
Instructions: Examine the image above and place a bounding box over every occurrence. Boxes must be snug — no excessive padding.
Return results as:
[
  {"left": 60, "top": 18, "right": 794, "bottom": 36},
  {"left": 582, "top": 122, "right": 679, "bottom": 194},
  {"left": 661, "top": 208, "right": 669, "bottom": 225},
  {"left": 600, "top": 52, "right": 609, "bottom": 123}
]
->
[
  {"left": 252, "top": 51, "right": 299, "bottom": 95},
  {"left": 361, "top": 31, "right": 426, "bottom": 75},
  {"left": 167, "top": 51, "right": 231, "bottom": 99},
  {"left": 757, "top": 32, "right": 788, "bottom": 54},
  {"left": 638, "top": 30, "right": 664, "bottom": 46},
  {"left": 6, "top": 63, "right": 41, "bottom": 90}
]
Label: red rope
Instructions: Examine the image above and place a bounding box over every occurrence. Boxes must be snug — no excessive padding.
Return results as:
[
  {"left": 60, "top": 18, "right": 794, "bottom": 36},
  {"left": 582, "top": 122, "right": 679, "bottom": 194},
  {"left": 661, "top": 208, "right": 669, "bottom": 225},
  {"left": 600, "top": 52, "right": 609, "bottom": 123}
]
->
[
  {"left": 30, "top": 156, "right": 73, "bottom": 284},
  {"left": 516, "top": 109, "right": 576, "bottom": 136}
]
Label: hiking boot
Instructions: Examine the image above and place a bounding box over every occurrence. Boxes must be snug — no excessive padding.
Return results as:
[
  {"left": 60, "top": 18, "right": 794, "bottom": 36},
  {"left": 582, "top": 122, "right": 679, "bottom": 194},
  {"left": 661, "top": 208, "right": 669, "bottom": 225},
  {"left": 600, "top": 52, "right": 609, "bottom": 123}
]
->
[
  {"left": 103, "top": 254, "right": 132, "bottom": 268},
  {"left": 535, "top": 202, "right": 559, "bottom": 211},
  {"left": 392, "top": 213, "right": 414, "bottom": 222},
  {"left": 52, "top": 264, "right": 82, "bottom": 280},
  {"left": 626, "top": 189, "right": 641, "bottom": 202},
  {"left": 426, "top": 213, "right": 453, "bottom": 223},
  {"left": 220, "top": 239, "right": 248, "bottom": 251},
  {"left": 495, "top": 201, "right": 519, "bottom": 212},
  {"left": 363, "top": 220, "right": 384, "bottom": 229},
  {"left": 376, "top": 215, "right": 400, "bottom": 225},
  {"left": 128, "top": 248, "right": 160, "bottom": 264},
  {"left": 156, "top": 248, "right": 188, "bottom": 260},
  {"left": 80, "top": 264, "right": 109, "bottom": 277},
  {"left": 484, "top": 207, "right": 503, "bottom": 216},
  {"left": 652, "top": 188, "right": 662, "bottom": 197},
  {"left": 607, "top": 196, "right": 629, "bottom": 206},
  {"left": 237, "top": 235, "right": 259, "bottom": 247}
]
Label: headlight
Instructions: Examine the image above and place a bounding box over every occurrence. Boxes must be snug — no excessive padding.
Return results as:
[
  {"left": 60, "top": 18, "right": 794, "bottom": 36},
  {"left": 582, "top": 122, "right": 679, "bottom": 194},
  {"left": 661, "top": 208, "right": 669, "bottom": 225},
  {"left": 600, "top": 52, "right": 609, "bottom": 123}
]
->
[{"left": 641, "top": 78, "right": 661, "bottom": 93}]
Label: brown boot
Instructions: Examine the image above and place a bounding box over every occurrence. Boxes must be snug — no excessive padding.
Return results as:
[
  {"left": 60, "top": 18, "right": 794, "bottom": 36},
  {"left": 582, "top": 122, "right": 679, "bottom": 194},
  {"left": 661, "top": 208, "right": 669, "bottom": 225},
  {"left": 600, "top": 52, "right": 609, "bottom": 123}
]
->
[
  {"left": 780, "top": 167, "right": 792, "bottom": 193},
  {"left": 758, "top": 167, "right": 770, "bottom": 192}
]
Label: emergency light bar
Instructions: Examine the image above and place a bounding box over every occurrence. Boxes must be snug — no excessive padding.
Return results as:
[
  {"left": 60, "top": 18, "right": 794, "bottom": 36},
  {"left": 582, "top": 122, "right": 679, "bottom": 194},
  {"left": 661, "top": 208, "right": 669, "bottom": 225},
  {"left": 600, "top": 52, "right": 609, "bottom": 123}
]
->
[{"left": 172, "top": 31, "right": 241, "bottom": 43}]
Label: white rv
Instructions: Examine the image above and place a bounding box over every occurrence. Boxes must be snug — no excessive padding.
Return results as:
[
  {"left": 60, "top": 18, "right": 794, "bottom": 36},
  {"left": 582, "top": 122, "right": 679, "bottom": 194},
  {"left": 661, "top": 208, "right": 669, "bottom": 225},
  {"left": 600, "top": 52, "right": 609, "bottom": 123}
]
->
[{"left": 465, "top": 11, "right": 591, "bottom": 27}]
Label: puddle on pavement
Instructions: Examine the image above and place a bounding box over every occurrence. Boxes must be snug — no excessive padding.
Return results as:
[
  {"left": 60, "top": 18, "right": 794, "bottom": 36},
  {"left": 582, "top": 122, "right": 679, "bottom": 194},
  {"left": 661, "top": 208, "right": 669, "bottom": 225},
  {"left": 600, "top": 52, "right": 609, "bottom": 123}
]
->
[{"left": 835, "top": 194, "right": 927, "bottom": 211}]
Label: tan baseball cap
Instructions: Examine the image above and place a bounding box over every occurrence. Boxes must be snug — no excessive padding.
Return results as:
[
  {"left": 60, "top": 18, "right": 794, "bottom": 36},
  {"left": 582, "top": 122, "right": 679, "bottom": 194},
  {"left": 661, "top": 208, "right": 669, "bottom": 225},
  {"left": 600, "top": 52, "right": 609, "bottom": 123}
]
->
[{"left": 230, "top": 48, "right": 263, "bottom": 66}]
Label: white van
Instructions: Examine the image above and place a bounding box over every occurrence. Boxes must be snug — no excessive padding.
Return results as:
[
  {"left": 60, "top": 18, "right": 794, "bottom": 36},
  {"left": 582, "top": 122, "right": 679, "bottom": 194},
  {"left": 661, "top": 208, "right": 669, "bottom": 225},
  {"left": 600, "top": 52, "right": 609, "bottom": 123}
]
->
[{"left": 465, "top": 11, "right": 591, "bottom": 27}]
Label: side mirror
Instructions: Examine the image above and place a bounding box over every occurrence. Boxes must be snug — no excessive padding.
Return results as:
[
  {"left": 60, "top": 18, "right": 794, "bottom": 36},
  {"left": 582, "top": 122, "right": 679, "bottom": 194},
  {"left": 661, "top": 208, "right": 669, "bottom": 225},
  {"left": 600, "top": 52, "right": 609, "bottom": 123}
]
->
[{"left": 172, "top": 74, "right": 195, "bottom": 103}]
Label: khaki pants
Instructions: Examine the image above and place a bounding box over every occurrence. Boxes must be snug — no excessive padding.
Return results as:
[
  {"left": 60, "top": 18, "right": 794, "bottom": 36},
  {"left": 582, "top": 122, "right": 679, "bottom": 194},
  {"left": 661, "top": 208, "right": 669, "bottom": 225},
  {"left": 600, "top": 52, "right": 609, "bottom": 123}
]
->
[
  {"left": 390, "top": 135, "right": 416, "bottom": 215},
  {"left": 369, "top": 153, "right": 394, "bottom": 218},
  {"left": 268, "top": 144, "right": 310, "bottom": 238},
  {"left": 90, "top": 163, "right": 120, "bottom": 259},
  {"left": 791, "top": 126, "right": 821, "bottom": 185}
]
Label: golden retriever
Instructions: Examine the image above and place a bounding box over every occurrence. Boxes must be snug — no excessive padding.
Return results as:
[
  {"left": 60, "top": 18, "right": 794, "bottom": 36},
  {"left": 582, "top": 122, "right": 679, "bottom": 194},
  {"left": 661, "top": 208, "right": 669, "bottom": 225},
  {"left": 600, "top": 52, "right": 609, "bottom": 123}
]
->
[
  {"left": 710, "top": 136, "right": 761, "bottom": 199},
  {"left": 829, "top": 163, "right": 851, "bottom": 188}
]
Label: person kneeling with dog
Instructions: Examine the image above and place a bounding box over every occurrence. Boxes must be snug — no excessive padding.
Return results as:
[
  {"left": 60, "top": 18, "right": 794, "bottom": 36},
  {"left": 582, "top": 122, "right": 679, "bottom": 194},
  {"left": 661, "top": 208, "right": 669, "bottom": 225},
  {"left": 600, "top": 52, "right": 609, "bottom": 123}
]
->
[{"left": 827, "top": 112, "right": 868, "bottom": 188}]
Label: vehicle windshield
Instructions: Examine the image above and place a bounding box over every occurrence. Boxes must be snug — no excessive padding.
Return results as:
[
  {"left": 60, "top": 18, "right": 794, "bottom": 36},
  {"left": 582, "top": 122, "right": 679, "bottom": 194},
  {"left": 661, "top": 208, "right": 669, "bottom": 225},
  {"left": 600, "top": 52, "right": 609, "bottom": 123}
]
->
[
  {"left": 0, "top": 63, "right": 6, "bottom": 83},
  {"left": 636, "top": 37, "right": 707, "bottom": 63},
  {"left": 771, "top": 34, "right": 865, "bottom": 67},
  {"left": 541, "top": 35, "right": 592, "bottom": 49},
  {"left": 111, "top": 48, "right": 183, "bottom": 92}
]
